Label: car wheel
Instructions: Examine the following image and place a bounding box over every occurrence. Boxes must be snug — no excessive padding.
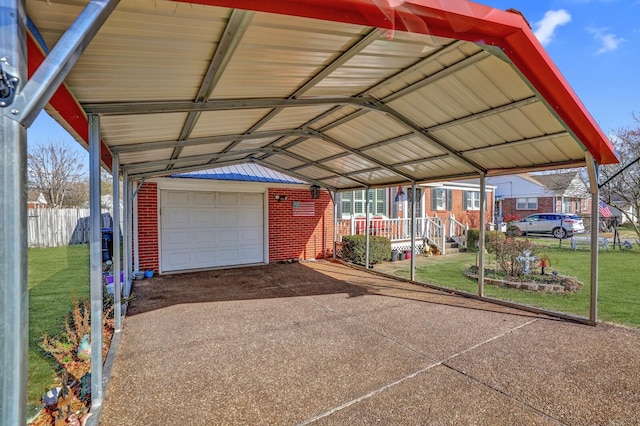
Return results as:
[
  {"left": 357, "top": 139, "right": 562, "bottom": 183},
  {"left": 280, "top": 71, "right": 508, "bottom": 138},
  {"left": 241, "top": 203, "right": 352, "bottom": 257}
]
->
[{"left": 552, "top": 227, "right": 568, "bottom": 239}]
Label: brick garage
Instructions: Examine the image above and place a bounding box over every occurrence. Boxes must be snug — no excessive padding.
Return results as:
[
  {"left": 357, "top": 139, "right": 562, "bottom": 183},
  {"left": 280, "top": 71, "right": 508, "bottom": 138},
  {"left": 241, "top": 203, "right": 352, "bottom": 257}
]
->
[{"left": 136, "top": 180, "right": 334, "bottom": 273}]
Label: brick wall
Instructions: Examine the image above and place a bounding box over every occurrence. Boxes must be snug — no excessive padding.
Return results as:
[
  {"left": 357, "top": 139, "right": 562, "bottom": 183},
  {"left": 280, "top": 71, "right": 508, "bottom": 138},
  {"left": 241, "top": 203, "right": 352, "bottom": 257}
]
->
[
  {"left": 502, "top": 196, "right": 554, "bottom": 220},
  {"left": 136, "top": 182, "right": 159, "bottom": 272},
  {"left": 268, "top": 188, "right": 334, "bottom": 262}
]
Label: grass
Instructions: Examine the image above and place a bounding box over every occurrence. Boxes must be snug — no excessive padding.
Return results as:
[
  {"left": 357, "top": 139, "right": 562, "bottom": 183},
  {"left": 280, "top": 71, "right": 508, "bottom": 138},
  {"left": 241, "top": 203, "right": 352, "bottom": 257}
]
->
[
  {"left": 393, "top": 240, "right": 640, "bottom": 328},
  {"left": 28, "top": 244, "right": 89, "bottom": 417}
]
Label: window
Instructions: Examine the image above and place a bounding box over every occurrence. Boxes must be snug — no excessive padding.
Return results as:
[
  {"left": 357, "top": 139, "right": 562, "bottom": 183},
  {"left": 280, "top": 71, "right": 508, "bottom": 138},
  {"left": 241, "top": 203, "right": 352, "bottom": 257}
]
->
[
  {"left": 341, "top": 192, "right": 352, "bottom": 215},
  {"left": 431, "top": 188, "right": 452, "bottom": 211},
  {"left": 341, "top": 189, "right": 386, "bottom": 217},
  {"left": 516, "top": 197, "right": 537, "bottom": 210},
  {"left": 463, "top": 191, "right": 480, "bottom": 210}
]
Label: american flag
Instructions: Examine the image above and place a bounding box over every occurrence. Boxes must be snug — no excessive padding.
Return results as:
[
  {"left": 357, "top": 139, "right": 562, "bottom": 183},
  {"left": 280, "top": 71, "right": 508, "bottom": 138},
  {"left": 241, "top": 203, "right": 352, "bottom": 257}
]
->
[{"left": 598, "top": 201, "right": 612, "bottom": 217}]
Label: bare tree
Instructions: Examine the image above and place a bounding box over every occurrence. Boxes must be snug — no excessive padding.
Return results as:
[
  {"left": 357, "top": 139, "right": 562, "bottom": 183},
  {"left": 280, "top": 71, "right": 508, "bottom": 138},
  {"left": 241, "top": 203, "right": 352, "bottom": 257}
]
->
[
  {"left": 27, "top": 141, "right": 86, "bottom": 208},
  {"left": 600, "top": 113, "right": 640, "bottom": 244}
]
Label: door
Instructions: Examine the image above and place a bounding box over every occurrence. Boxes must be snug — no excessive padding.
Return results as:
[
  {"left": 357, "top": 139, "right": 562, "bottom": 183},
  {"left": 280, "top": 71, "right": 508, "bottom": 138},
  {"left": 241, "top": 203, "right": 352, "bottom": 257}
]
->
[{"left": 160, "top": 190, "right": 264, "bottom": 272}]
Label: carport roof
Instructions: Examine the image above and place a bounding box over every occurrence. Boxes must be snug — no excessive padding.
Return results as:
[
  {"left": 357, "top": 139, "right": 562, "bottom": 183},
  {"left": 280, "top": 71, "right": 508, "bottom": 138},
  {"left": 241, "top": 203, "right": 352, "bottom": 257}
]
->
[{"left": 27, "top": 0, "right": 618, "bottom": 191}]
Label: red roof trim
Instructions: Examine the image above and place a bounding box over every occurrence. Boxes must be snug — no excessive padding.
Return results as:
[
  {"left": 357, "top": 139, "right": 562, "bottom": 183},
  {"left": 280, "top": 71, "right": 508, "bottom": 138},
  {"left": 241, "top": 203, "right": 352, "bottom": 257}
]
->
[
  {"left": 27, "top": 34, "right": 113, "bottom": 167},
  {"left": 172, "top": 0, "right": 617, "bottom": 164}
]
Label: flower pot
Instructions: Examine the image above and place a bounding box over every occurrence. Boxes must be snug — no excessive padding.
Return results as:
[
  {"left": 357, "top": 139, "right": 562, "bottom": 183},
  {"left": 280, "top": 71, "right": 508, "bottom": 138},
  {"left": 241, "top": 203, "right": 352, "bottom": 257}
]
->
[{"left": 144, "top": 270, "right": 154, "bottom": 278}]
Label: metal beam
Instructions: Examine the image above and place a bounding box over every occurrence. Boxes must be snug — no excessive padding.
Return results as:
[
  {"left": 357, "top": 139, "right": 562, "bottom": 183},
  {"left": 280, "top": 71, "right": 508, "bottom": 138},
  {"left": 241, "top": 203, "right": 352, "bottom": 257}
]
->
[
  {"left": 308, "top": 130, "right": 416, "bottom": 182},
  {"left": 478, "top": 173, "right": 486, "bottom": 297},
  {"left": 111, "top": 154, "right": 122, "bottom": 331},
  {"left": 13, "top": 0, "right": 120, "bottom": 127},
  {"left": 168, "top": 9, "right": 254, "bottom": 165},
  {"left": 251, "top": 159, "right": 338, "bottom": 191},
  {"left": 272, "top": 148, "right": 370, "bottom": 187},
  {"left": 461, "top": 132, "right": 568, "bottom": 155},
  {"left": 88, "top": 115, "right": 103, "bottom": 408},
  {"left": 289, "top": 152, "right": 351, "bottom": 172},
  {"left": 82, "top": 96, "right": 372, "bottom": 116},
  {"left": 362, "top": 40, "right": 464, "bottom": 97},
  {"left": 586, "top": 153, "right": 599, "bottom": 324},
  {"left": 122, "top": 146, "right": 274, "bottom": 172},
  {"left": 374, "top": 103, "right": 486, "bottom": 173},
  {"left": 0, "top": 0, "right": 27, "bottom": 421},
  {"left": 127, "top": 159, "right": 250, "bottom": 180},
  {"left": 112, "top": 129, "right": 308, "bottom": 154},
  {"left": 381, "top": 50, "right": 489, "bottom": 104}
]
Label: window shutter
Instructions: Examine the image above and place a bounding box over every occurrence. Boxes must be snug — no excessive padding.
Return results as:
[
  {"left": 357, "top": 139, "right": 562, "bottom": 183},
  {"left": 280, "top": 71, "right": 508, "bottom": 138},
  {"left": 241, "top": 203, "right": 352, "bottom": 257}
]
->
[
  {"left": 463, "top": 191, "right": 468, "bottom": 210},
  {"left": 431, "top": 188, "right": 436, "bottom": 210},
  {"left": 446, "top": 190, "right": 453, "bottom": 211}
]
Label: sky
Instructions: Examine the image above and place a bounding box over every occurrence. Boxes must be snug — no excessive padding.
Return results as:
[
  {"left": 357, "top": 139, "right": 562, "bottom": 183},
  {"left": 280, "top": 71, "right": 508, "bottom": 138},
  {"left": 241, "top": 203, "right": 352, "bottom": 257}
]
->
[{"left": 28, "top": 0, "right": 639, "bottom": 156}]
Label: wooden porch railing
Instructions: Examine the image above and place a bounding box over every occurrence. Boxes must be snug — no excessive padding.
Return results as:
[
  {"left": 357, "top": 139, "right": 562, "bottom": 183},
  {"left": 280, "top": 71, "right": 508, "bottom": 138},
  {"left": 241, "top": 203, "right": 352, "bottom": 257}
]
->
[{"left": 337, "top": 215, "right": 448, "bottom": 253}]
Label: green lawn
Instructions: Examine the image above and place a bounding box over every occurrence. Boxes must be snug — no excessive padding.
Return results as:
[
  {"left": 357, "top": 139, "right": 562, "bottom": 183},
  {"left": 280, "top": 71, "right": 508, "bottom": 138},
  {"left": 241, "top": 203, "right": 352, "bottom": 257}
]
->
[
  {"left": 28, "top": 244, "right": 89, "bottom": 416},
  {"left": 394, "top": 244, "right": 640, "bottom": 328}
]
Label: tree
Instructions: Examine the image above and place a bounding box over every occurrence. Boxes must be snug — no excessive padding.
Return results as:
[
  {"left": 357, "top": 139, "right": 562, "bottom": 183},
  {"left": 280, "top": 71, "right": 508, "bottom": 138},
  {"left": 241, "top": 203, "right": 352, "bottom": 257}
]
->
[
  {"left": 27, "top": 141, "right": 86, "bottom": 208},
  {"left": 600, "top": 113, "right": 640, "bottom": 244}
]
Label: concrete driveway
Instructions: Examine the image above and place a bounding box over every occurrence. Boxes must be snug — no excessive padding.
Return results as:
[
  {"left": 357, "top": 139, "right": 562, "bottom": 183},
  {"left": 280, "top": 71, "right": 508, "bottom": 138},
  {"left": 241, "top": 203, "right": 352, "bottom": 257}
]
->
[{"left": 99, "top": 261, "right": 640, "bottom": 425}]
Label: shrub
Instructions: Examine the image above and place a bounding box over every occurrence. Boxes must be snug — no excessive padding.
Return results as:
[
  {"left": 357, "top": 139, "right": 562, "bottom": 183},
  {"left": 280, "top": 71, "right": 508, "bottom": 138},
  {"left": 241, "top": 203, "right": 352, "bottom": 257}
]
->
[
  {"left": 341, "top": 235, "right": 391, "bottom": 265},
  {"left": 485, "top": 230, "right": 506, "bottom": 248},
  {"left": 466, "top": 228, "right": 480, "bottom": 252},
  {"left": 505, "top": 224, "right": 521, "bottom": 238},
  {"left": 486, "top": 237, "right": 540, "bottom": 277}
]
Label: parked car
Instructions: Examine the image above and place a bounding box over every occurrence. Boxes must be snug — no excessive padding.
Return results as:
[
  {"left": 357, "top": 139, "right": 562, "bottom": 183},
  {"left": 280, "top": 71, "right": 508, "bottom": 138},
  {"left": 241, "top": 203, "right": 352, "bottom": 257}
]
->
[{"left": 512, "top": 213, "right": 585, "bottom": 239}]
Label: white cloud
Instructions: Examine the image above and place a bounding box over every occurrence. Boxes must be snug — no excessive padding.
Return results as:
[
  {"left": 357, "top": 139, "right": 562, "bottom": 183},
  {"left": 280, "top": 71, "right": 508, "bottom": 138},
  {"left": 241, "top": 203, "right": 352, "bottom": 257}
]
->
[
  {"left": 588, "top": 27, "right": 625, "bottom": 54},
  {"left": 534, "top": 10, "right": 572, "bottom": 45}
]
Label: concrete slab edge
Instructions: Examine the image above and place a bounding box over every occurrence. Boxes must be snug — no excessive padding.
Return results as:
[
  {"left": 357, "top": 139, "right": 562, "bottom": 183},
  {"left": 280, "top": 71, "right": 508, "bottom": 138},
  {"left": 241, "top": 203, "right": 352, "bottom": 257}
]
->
[
  {"left": 84, "top": 307, "right": 126, "bottom": 426},
  {"left": 330, "top": 259, "right": 595, "bottom": 326}
]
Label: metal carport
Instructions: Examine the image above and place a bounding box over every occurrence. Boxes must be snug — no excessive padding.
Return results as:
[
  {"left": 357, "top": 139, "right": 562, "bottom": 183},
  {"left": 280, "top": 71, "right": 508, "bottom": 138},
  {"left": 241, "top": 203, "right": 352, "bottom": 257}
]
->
[{"left": 0, "top": 0, "right": 619, "bottom": 423}]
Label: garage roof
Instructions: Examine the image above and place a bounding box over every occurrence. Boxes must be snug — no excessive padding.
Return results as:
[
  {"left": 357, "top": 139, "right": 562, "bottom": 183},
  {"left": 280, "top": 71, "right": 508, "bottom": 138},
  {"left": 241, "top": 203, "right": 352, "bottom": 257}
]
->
[{"left": 27, "top": 0, "right": 618, "bottom": 191}]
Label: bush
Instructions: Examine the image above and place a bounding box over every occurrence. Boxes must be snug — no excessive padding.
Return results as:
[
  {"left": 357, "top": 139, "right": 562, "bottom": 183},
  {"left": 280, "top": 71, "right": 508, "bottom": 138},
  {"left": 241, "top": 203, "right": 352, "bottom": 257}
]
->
[
  {"left": 341, "top": 235, "right": 391, "bottom": 265},
  {"left": 505, "top": 224, "right": 521, "bottom": 238},
  {"left": 466, "top": 228, "right": 480, "bottom": 252},
  {"left": 466, "top": 230, "right": 506, "bottom": 252},
  {"left": 486, "top": 237, "right": 540, "bottom": 277}
]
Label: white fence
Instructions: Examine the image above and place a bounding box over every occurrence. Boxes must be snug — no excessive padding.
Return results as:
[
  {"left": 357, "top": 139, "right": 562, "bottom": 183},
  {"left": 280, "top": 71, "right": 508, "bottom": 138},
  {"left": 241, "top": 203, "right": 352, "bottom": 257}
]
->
[{"left": 27, "top": 208, "right": 115, "bottom": 248}]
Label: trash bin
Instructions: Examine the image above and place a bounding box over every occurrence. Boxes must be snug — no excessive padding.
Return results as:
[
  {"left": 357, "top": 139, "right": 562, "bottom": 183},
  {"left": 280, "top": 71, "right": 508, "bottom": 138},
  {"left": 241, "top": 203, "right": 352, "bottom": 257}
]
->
[
  {"left": 102, "top": 228, "right": 113, "bottom": 262},
  {"left": 391, "top": 249, "right": 399, "bottom": 262}
]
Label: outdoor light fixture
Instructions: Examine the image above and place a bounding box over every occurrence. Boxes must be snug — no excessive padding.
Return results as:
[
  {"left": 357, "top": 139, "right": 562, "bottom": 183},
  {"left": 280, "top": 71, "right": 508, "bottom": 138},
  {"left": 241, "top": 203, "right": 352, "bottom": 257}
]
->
[
  {"left": 310, "top": 185, "right": 320, "bottom": 199},
  {"left": 274, "top": 194, "right": 288, "bottom": 202}
]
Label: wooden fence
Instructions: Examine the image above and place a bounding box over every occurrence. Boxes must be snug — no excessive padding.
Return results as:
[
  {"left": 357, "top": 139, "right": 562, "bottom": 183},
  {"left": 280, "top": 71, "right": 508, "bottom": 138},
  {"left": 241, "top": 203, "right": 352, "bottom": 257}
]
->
[{"left": 27, "top": 208, "right": 117, "bottom": 248}]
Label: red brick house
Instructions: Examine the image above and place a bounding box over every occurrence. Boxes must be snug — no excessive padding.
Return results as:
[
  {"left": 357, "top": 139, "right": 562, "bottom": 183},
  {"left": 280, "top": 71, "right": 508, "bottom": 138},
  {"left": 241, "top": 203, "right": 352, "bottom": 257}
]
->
[{"left": 488, "top": 172, "right": 591, "bottom": 222}]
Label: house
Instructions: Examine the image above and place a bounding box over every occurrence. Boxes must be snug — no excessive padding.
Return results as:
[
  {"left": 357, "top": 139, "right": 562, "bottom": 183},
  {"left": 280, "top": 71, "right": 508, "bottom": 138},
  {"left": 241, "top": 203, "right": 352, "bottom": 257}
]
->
[
  {"left": 27, "top": 191, "right": 48, "bottom": 209},
  {"left": 488, "top": 172, "right": 590, "bottom": 222},
  {"left": 136, "top": 164, "right": 334, "bottom": 274},
  {"left": 136, "top": 164, "right": 496, "bottom": 273},
  {"left": 337, "top": 181, "right": 495, "bottom": 230}
]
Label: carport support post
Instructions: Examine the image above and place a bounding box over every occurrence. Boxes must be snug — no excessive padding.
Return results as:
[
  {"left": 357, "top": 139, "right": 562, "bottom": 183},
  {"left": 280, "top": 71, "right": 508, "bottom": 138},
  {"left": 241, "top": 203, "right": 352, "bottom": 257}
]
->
[
  {"left": 122, "top": 169, "right": 130, "bottom": 291},
  {"left": 126, "top": 178, "right": 134, "bottom": 291},
  {"left": 333, "top": 191, "right": 338, "bottom": 259},
  {"left": 88, "top": 114, "right": 104, "bottom": 407},
  {"left": 365, "top": 189, "right": 370, "bottom": 268},
  {"left": 586, "top": 155, "right": 599, "bottom": 324},
  {"left": 112, "top": 153, "right": 122, "bottom": 330},
  {"left": 0, "top": 0, "right": 28, "bottom": 422},
  {"left": 478, "top": 173, "right": 486, "bottom": 297},
  {"left": 410, "top": 184, "right": 416, "bottom": 281}
]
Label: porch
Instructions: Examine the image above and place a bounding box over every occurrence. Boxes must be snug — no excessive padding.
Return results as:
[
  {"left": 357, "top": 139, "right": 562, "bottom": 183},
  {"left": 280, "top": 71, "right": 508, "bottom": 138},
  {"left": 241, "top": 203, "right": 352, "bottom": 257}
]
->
[
  {"left": 336, "top": 215, "right": 469, "bottom": 255},
  {"left": 98, "top": 261, "right": 640, "bottom": 424}
]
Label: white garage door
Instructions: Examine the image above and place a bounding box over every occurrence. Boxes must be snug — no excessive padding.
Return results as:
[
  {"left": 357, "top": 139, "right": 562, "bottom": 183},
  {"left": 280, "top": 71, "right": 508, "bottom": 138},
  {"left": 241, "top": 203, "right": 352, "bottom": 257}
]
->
[{"left": 160, "top": 190, "right": 264, "bottom": 272}]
